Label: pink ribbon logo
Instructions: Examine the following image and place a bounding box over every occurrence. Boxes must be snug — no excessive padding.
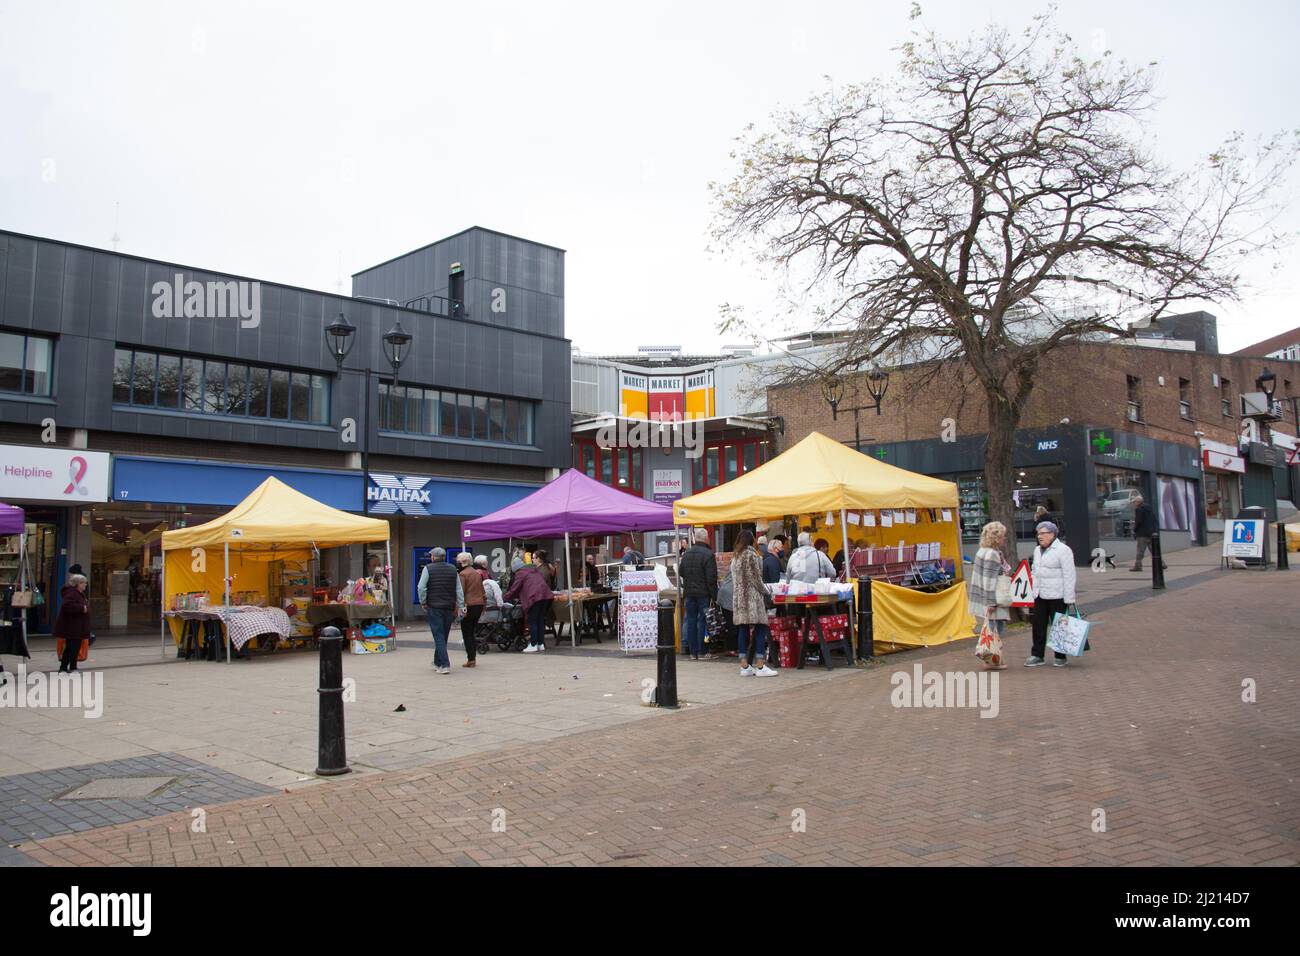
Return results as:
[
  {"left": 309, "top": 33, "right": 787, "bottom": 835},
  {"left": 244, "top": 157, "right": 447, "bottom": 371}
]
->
[{"left": 64, "top": 456, "right": 89, "bottom": 496}]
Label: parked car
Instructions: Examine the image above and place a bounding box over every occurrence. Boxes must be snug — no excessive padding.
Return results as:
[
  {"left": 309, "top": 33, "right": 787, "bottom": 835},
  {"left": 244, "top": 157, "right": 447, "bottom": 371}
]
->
[{"left": 1102, "top": 488, "right": 1142, "bottom": 514}]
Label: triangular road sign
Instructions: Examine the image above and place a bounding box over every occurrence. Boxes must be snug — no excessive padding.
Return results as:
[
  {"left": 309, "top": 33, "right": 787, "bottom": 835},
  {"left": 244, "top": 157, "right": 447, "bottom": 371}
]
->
[{"left": 1010, "top": 559, "right": 1035, "bottom": 607}]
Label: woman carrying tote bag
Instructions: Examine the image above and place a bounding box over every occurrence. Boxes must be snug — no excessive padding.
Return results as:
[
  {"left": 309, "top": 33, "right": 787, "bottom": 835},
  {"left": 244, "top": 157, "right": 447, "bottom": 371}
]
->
[{"left": 969, "top": 521, "right": 1011, "bottom": 670}]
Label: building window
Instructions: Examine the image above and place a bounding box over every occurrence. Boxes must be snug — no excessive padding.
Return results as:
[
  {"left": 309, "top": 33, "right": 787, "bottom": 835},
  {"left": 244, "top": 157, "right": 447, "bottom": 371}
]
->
[
  {"left": 1126, "top": 376, "right": 1142, "bottom": 422},
  {"left": 113, "top": 347, "right": 328, "bottom": 424},
  {"left": 1096, "top": 465, "right": 1146, "bottom": 540},
  {"left": 0, "top": 331, "right": 54, "bottom": 396},
  {"left": 381, "top": 383, "right": 535, "bottom": 446},
  {"left": 571, "top": 438, "right": 643, "bottom": 495},
  {"left": 1221, "top": 378, "right": 1233, "bottom": 417},
  {"left": 1178, "top": 378, "right": 1192, "bottom": 420}
]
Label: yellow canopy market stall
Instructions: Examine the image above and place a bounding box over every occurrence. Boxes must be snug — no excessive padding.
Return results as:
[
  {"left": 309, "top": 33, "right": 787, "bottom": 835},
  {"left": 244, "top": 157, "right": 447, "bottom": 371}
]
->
[
  {"left": 672, "top": 432, "right": 975, "bottom": 655},
  {"left": 160, "top": 477, "right": 393, "bottom": 662}
]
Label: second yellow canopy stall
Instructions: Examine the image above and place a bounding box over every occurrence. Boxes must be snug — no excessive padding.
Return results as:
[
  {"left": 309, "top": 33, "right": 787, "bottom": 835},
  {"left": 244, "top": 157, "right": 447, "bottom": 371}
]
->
[
  {"left": 159, "top": 477, "right": 392, "bottom": 662},
  {"left": 672, "top": 431, "right": 975, "bottom": 654}
]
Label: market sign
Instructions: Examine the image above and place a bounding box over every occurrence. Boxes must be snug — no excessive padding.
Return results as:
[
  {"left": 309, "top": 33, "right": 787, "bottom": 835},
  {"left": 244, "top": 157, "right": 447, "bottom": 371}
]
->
[
  {"left": 1203, "top": 450, "right": 1246, "bottom": 474},
  {"left": 0, "top": 445, "right": 110, "bottom": 503},
  {"left": 1223, "top": 519, "right": 1265, "bottom": 559},
  {"left": 368, "top": 473, "right": 434, "bottom": 516},
  {"left": 652, "top": 469, "right": 683, "bottom": 504}
]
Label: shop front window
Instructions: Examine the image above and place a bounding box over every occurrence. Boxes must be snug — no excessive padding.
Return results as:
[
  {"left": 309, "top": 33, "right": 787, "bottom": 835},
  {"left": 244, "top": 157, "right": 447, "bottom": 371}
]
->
[
  {"left": 1156, "top": 474, "right": 1197, "bottom": 537},
  {"left": 1012, "top": 465, "right": 1065, "bottom": 540},
  {"left": 1096, "top": 465, "right": 1147, "bottom": 539}
]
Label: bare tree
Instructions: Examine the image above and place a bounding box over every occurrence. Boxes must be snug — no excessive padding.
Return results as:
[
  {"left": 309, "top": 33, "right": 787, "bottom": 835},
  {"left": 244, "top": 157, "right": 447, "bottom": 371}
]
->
[{"left": 713, "top": 9, "right": 1297, "bottom": 563}]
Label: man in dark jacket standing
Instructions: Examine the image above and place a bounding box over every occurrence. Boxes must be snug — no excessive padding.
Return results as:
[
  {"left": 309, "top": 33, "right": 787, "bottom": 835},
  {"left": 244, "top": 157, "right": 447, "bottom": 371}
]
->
[
  {"left": 419, "top": 549, "right": 464, "bottom": 674},
  {"left": 1129, "top": 495, "right": 1166, "bottom": 572},
  {"left": 678, "top": 528, "right": 718, "bottom": 661}
]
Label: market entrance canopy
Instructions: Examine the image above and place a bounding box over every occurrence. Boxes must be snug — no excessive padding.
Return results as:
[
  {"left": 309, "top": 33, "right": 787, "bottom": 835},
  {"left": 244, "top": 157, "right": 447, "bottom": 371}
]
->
[
  {"left": 160, "top": 477, "right": 390, "bottom": 551},
  {"left": 672, "top": 431, "right": 959, "bottom": 524},
  {"left": 461, "top": 468, "right": 675, "bottom": 541}
]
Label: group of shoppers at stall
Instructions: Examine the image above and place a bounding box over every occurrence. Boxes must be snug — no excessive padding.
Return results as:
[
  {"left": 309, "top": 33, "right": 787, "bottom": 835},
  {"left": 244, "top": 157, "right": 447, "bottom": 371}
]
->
[
  {"left": 677, "top": 528, "right": 780, "bottom": 677},
  {"left": 418, "top": 550, "right": 508, "bottom": 672}
]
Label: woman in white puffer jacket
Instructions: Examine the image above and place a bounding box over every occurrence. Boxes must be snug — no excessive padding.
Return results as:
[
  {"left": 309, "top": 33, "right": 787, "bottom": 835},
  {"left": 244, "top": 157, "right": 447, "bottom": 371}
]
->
[{"left": 1028, "top": 521, "right": 1076, "bottom": 667}]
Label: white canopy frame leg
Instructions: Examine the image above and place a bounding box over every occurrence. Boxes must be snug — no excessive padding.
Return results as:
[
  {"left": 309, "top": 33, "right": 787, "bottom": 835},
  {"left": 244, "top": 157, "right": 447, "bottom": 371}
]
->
[
  {"left": 224, "top": 541, "right": 231, "bottom": 664},
  {"left": 159, "top": 548, "right": 166, "bottom": 658},
  {"left": 840, "top": 507, "right": 856, "bottom": 658},
  {"left": 564, "top": 531, "right": 577, "bottom": 647},
  {"left": 385, "top": 537, "right": 395, "bottom": 634}
]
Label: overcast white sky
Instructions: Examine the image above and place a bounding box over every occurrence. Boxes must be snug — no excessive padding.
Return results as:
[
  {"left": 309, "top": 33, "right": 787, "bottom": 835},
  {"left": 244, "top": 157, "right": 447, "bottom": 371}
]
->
[{"left": 1, "top": 0, "right": 1297, "bottom": 356}]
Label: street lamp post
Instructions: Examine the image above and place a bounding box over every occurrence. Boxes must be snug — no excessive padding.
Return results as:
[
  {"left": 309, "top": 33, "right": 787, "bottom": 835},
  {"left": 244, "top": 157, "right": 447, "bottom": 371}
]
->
[
  {"left": 326, "top": 312, "right": 413, "bottom": 513},
  {"left": 820, "top": 367, "right": 890, "bottom": 453}
]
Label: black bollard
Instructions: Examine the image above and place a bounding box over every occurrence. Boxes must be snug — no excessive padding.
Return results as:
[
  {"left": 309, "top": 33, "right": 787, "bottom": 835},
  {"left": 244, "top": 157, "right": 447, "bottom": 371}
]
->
[
  {"left": 1278, "top": 523, "right": 1290, "bottom": 570},
  {"left": 655, "top": 602, "right": 678, "bottom": 709},
  {"left": 856, "top": 576, "right": 874, "bottom": 661},
  {"left": 1150, "top": 534, "right": 1166, "bottom": 590},
  {"left": 316, "top": 626, "right": 351, "bottom": 776}
]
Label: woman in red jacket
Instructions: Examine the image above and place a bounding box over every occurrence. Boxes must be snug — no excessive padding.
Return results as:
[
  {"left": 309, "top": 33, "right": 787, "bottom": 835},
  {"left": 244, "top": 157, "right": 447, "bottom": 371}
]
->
[
  {"left": 54, "top": 573, "right": 91, "bottom": 673},
  {"left": 504, "top": 550, "right": 554, "bottom": 653}
]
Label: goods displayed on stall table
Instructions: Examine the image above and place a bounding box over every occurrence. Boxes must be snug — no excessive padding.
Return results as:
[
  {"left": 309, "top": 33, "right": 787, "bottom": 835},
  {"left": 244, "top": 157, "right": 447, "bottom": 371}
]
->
[
  {"left": 672, "top": 432, "right": 976, "bottom": 659},
  {"left": 159, "top": 477, "right": 393, "bottom": 662}
]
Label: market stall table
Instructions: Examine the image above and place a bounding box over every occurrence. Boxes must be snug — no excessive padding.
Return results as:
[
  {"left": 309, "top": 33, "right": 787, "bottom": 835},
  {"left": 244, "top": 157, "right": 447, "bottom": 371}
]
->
[
  {"left": 164, "top": 605, "right": 291, "bottom": 658},
  {"left": 770, "top": 594, "right": 856, "bottom": 670},
  {"left": 304, "top": 603, "right": 393, "bottom": 627},
  {"left": 549, "top": 591, "right": 617, "bottom": 644}
]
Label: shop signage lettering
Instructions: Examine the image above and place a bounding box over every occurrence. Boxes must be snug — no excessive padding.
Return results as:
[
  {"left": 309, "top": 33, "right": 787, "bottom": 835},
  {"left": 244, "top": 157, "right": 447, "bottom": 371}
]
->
[
  {"left": 0, "top": 446, "right": 110, "bottom": 503},
  {"left": 1036, "top": 440, "right": 1059, "bottom": 451},
  {"left": 1089, "top": 431, "right": 1144, "bottom": 463},
  {"left": 368, "top": 474, "right": 434, "bottom": 516}
]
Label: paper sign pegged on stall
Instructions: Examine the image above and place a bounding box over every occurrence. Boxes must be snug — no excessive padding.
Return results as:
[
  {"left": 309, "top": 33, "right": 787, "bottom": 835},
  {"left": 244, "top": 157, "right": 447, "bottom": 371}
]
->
[
  {"left": 941, "top": 509, "right": 953, "bottom": 522},
  {"left": 906, "top": 510, "right": 917, "bottom": 524},
  {"left": 847, "top": 511, "right": 861, "bottom": 526},
  {"left": 825, "top": 512, "right": 835, "bottom": 527},
  {"left": 863, "top": 511, "right": 876, "bottom": 527},
  {"left": 880, "top": 512, "right": 893, "bottom": 528},
  {"left": 1010, "top": 560, "right": 1034, "bottom": 607}
]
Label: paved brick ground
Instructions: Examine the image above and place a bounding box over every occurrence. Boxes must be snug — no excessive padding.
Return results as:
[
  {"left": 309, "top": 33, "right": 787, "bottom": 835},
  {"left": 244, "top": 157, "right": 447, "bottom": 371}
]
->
[
  {"left": 0, "top": 753, "right": 276, "bottom": 852},
  {"left": 14, "top": 569, "right": 1299, "bottom": 866}
]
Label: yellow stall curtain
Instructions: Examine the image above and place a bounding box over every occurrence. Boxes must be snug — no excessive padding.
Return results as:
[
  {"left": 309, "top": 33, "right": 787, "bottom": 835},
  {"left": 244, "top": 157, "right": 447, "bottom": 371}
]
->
[
  {"left": 869, "top": 580, "right": 976, "bottom": 654},
  {"left": 163, "top": 545, "right": 311, "bottom": 643}
]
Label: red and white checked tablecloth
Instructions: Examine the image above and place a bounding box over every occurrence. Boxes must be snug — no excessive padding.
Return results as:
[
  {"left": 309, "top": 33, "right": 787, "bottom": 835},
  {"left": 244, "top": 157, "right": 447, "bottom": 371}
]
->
[{"left": 216, "top": 606, "right": 291, "bottom": 650}]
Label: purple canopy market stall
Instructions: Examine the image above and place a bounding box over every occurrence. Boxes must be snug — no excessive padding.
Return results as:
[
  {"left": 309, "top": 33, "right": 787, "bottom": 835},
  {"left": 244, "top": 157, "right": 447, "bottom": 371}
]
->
[
  {"left": 1, "top": 502, "right": 31, "bottom": 660},
  {"left": 460, "top": 469, "right": 675, "bottom": 646}
]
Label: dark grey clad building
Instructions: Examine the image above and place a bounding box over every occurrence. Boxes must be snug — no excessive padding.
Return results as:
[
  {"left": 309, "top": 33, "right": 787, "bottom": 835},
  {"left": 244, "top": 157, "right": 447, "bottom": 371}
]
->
[{"left": 0, "top": 226, "right": 570, "bottom": 631}]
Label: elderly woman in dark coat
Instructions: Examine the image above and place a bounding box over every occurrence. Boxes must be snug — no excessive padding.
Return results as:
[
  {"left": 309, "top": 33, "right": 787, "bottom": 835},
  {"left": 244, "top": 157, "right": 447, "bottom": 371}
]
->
[
  {"left": 54, "top": 572, "right": 91, "bottom": 673},
  {"left": 730, "top": 530, "right": 777, "bottom": 678}
]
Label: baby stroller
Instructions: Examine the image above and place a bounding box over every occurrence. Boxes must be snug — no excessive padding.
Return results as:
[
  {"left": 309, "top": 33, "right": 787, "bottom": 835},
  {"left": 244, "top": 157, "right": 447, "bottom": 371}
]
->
[{"left": 479, "top": 601, "right": 528, "bottom": 653}]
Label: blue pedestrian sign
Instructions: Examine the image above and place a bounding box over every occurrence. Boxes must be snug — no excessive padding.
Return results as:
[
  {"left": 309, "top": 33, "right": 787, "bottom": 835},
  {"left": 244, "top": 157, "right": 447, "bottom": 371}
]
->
[{"left": 1223, "top": 519, "right": 1265, "bottom": 559}]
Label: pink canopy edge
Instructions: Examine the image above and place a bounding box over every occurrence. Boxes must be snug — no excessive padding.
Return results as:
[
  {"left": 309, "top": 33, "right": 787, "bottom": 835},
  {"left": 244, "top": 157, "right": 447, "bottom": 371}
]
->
[
  {"left": 460, "top": 469, "right": 675, "bottom": 541},
  {"left": 0, "top": 502, "right": 24, "bottom": 536}
]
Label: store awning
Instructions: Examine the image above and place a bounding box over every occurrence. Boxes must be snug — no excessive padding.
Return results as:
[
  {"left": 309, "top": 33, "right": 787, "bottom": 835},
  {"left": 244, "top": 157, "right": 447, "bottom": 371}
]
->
[
  {"left": 672, "top": 431, "right": 959, "bottom": 524},
  {"left": 160, "top": 477, "right": 390, "bottom": 551}
]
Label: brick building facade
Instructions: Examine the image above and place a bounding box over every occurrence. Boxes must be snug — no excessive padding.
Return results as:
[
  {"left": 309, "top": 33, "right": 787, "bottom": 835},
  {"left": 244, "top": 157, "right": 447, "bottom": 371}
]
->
[{"left": 768, "top": 337, "right": 1300, "bottom": 565}]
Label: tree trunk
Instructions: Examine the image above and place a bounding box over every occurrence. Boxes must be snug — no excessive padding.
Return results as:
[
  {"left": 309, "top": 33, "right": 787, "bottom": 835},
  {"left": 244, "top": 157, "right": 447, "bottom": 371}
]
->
[{"left": 984, "top": 394, "right": 1022, "bottom": 570}]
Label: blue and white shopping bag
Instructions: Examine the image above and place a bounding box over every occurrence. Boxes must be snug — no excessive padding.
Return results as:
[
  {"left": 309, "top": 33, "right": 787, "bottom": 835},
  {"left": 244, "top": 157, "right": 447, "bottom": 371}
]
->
[{"left": 1047, "top": 607, "right": 1092, "bottom": 657}]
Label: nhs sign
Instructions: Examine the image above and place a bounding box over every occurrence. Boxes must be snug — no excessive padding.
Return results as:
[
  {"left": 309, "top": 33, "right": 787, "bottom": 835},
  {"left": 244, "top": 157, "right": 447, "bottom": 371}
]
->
[{"left": 1036, "top": 439, "right": 1059, "bottom": 451}]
